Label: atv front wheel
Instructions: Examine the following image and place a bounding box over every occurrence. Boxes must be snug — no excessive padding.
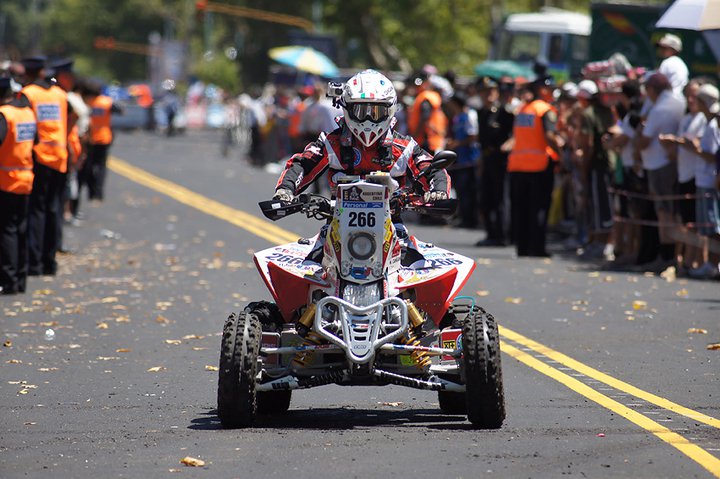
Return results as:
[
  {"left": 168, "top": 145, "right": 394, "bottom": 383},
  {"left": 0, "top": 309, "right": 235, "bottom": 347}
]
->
[
  {"left": 257, "top": 390, "right": 292, "bottom": 414},
  {"left": 462, "top": 307, "right": 505, "bottom": 428},
  {"left": 217, "top": 311, "right": 261, "bottom": 428}
]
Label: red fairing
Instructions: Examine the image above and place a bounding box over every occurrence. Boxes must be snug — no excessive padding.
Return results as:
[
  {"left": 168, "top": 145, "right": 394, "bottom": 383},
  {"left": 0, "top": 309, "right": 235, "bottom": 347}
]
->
[
  {"left": 406, "top": 267, "right": 458, "bottom": 325},
  {"left": 266, "top": 262, "right": 312, "bottom": 322}
]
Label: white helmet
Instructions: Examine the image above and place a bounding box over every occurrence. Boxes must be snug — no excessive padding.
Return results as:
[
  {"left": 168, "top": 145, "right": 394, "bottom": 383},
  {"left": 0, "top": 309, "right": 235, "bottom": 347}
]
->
[{"left": 341, "top": 69, "right": 397, "bottom": 147}]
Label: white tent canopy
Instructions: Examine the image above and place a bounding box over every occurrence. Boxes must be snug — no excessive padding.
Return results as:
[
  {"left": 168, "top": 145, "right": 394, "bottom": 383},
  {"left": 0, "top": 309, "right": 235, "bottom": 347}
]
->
[{"left": 655, "top": 0, "right": 720, "bottom": 31}]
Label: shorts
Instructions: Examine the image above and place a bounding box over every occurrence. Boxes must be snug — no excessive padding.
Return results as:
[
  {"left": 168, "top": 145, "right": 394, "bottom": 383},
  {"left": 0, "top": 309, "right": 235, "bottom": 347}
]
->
[
  {"left": 695, "top": 187, "right": 720, "bottom": 236},
  {"left": 647, "top": 163, "right": 677, "bottom": 214},
  {"left": 676, "top": 180, "right": 696, "bottom": 226}
]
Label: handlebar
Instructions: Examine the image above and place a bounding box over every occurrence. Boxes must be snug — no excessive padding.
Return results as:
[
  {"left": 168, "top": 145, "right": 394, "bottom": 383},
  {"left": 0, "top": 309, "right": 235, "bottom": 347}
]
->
[{"left": 259, "top": 189, "right": 456, "bottom": 222}]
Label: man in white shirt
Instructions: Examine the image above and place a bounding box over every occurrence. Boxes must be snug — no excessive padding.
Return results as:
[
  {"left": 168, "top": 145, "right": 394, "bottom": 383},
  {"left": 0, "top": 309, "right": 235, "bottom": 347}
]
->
[
  {"left": 656, "top": 33, "right": 688, "bottom": 97},
  {"left": 636, "top": 73, "right": 686, "bottom": 269}
]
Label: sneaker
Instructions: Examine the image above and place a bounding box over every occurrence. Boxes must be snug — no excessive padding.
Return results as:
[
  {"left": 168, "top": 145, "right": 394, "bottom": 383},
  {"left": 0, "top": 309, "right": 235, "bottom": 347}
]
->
[
  {"left": 577, "top": 242, "right": 605, "bottom": 260},
  {"left": 688, "top": 262, "right": 720, "bottom": 280}
]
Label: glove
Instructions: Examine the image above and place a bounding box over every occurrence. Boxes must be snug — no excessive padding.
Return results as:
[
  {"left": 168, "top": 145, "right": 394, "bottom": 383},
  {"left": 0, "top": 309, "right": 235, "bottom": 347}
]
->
[
  {"left": 273, "top": 188, "right": 294, "bottom": 202},
  {"left": 423, "top": 190, "right": 448, "bottom": 203}
]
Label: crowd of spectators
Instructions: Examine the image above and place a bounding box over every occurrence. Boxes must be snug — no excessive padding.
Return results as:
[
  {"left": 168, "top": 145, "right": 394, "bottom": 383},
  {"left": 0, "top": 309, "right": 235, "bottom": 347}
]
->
[{"left": 225, "top": 39, "right": 719, "bottom": 280}]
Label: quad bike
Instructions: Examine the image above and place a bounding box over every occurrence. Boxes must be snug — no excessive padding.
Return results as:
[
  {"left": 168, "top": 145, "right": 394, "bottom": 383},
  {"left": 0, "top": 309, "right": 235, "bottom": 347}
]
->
[{"left": 218, "top": 152, "right": 505, "bottom": 429}]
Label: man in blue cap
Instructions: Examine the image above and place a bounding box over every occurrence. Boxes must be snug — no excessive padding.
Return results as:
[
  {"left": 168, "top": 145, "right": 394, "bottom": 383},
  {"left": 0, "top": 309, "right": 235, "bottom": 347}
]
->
[
  {"left": 20, "top": 55, "right": 70, "bottom": 276},
  {"left": 50, "top": 58, "right": 88, "bottom": 227}
]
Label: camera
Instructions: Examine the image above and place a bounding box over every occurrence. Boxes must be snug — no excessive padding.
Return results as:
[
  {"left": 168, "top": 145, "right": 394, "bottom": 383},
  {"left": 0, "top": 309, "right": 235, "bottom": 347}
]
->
[{"left": 326, "top": 82, "right": 344, "bottom": 98}]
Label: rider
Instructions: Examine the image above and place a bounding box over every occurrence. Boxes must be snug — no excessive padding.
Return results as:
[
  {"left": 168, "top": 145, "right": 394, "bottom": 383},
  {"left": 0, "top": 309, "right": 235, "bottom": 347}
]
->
[{"left": 272, "top": 69, "right": 451, "bottom": 263}]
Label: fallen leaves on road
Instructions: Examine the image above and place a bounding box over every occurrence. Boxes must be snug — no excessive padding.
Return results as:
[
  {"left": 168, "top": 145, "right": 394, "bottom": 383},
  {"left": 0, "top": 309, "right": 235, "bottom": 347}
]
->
[
  {"left": 116, "top": 348, "right": 132, "bottom": 353},
  {"left": 180, "top": 456, "right": 205, "bottom": 467},
  {"left": 632, "top": 300, "right": 647, "bottom": 311},
  {"left": 165, "top": 339, "right": 182, "bottom": 345},
  {"left": 147, "top": 366, "right": 166, "bottom": 372},
  {"left": 676, "top": 289, "right": 689, "bottom": 298},
  {"left": 33, "top": 289, "right": 54, "bottom": 296},
  {"left": 6, "top": 359, "right": 22, "bottom": 364},
  {"left": 182, "top": 334, "right": 204, "bottom": 340},
  {"left": 378, "top": 401, "right": 403, "bottom": 407},
  {"left": 101, "top": 296, "right": 119, "bottom": 303},
  {"left": 687, "top": 328, "right": 708, "bottom": 335},
  {"left": 660, "top": 266, "right": 676, "bottom": 282},
  {"left": 476, "top": 290, "right": 490, "bottom": 297},
  {"left": 155, "top": 315, "right": 171, "bottom": 324},
  {"left": 96, "top": 322, "right": 109, "bottom": 329},
  {"left": 205, "top": 365, "right": 219, "bottom": 371},
  {"left": 504, "top": 297, "right": 522, "bottom": 304},
  {"left": 3, "top": 340, "right": 12, "bottom": 347},
  {"left": 707, "top": 343, "right": 720, "bottom": 351}
]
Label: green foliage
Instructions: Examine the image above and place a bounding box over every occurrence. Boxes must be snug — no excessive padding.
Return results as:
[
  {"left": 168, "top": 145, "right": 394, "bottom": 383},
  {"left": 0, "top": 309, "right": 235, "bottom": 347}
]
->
[
  {"left": 192, "top": 54, "right": 239, "bottom": 92},
  {"left": 0, "top": 0, "right": 608, "bottom": 85}
]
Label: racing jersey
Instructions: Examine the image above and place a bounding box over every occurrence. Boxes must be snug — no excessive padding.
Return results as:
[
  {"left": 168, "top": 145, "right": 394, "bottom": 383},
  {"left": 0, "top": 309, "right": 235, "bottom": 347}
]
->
[{"left": 276, "top": 119, "right": 451, "bottom": 197}]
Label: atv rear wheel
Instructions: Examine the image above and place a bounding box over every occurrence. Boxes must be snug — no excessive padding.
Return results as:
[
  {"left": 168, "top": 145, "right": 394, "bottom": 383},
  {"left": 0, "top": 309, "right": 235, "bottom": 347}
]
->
[
  {"left": 462, "top": 307, "right": 505, "bottom": 429},
  {"left": 438, "top": 391, "right": 466, "bottom": 414},
  {"left": 217, "top": 311, "right": 261, "bottom": 428}
]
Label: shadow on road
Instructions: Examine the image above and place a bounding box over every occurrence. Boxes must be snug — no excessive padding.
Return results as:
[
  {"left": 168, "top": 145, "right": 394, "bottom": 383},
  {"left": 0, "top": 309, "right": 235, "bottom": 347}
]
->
[{"left": 189, "top": 407, "right": 472, "bottom": 431}]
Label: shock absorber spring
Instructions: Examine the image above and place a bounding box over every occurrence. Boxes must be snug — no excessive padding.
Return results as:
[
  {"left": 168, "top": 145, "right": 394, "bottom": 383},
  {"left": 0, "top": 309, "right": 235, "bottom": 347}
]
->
[
  {"left": 403, "top": 301, "right": 431, "bottom": 369},
  {"left": 292, "top": 331, "right": 324, "bottom": 368},
  {"left": 403, "top": 329, "right": 432, "bottom": 369}
]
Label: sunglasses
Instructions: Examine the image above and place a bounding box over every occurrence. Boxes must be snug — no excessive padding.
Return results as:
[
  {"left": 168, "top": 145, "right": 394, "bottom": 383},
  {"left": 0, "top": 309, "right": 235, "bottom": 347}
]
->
[{"left": 348, "top": 103, "right": 392, "bottom": 122}]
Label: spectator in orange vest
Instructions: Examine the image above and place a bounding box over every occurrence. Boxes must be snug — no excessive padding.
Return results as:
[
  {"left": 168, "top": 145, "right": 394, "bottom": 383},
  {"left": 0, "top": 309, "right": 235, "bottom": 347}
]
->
[
  {"left": 407, "top": 72, "right": 448, "bottom": 153},
  {"left": 20, "top": 56, "right": 70, "bottom": 276},
  {"left": 507, "top": 75, "right": 564, "bottom": 257},
  {"left": 0, "top": 76, "right": 38, "bottom": 294}
]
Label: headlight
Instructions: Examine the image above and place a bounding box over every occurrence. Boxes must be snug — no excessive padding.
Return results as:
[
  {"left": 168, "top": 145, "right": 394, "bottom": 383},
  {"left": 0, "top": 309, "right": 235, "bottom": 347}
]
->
[
  {"left": 342, "top": 282, "right": 381, "bottom": 307},
  {"left": 347, "top": 232, "right": 376, "bottom": 260}
]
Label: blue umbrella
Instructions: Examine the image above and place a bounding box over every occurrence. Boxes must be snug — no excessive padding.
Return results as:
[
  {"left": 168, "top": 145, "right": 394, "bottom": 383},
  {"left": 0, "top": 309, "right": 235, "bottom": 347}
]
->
[{"left": 268, "top": 46, "right": 339, "bottom": 78}]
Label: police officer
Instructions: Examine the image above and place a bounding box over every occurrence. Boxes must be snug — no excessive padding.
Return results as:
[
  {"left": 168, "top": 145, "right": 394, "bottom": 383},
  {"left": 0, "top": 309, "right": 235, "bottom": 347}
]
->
[
  {"left": 507, "top": 75, "right": 564, "bottom": 257},
  {"left": 407, "top": 72, "right": 448, "bottom": 153},
  {"left": 0, "top": 76, "right": 37, "bottom": 294},
  {"left": 475, "top": 77, "right": 515, "bottom": 246},
  {"left": 81, "top": 79, "right": 121, "bottom": 203},
  {"left": 20, "top": 56, "right": 70, "bottom": 276}
]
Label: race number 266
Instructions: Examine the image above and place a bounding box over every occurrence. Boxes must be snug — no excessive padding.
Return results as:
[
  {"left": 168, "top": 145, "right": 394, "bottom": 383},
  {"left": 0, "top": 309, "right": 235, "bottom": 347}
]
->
[{"left": 348, "top": 211, "right": 376, "bottom": 227}]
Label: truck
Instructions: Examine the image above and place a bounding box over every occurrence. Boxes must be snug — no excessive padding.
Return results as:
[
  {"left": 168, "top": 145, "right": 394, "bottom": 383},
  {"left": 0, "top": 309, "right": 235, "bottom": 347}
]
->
[
  {"left": 482, "top": 2, "right": 719, "bottom": 81},
  {"left": 589, "top": 1, "right": 719, "bottom": 78}
]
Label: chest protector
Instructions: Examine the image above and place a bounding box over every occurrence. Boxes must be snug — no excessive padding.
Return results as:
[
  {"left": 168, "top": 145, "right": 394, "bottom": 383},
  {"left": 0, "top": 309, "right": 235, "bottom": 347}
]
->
[
  {"left": 22, "top": 83, "right": 68, "bottom": 173},
  {"left": 508, "top": 100, "right": 558, "bottom": 173},
  {"left": 0, "top": 103, "right": 37, "bottom": 194}
]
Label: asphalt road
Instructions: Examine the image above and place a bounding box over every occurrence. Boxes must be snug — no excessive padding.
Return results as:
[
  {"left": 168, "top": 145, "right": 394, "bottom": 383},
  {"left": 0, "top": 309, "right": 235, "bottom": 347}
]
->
[{"left": 1, "top": 130, "right": 719, "bottom": 479}]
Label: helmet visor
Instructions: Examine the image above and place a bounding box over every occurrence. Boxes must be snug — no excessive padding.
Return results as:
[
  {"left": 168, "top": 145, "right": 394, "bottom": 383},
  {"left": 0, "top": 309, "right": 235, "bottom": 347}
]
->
[{"left": 348, "top": 102, "right": 392, "bottom": 123}]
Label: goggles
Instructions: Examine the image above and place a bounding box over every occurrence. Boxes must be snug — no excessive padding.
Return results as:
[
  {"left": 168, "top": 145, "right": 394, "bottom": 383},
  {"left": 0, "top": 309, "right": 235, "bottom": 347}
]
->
[{"left": 348, "top": 102, "right": 392, "bottom": 123}]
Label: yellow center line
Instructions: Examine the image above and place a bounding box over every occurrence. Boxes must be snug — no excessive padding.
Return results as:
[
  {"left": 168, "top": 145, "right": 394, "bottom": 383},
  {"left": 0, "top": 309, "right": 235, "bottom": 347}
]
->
[
  {"left": 108, "top": 156, "right": 720, "bottom": 476},
  {"left": 500, "top": 325, "right": 720, "bottom": 431},
  {"left": 108, "top": 157, "right": 298, "bottom": 245},
  {"left": 501, "top": 341, "right": 720, "bottom": 478}
]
